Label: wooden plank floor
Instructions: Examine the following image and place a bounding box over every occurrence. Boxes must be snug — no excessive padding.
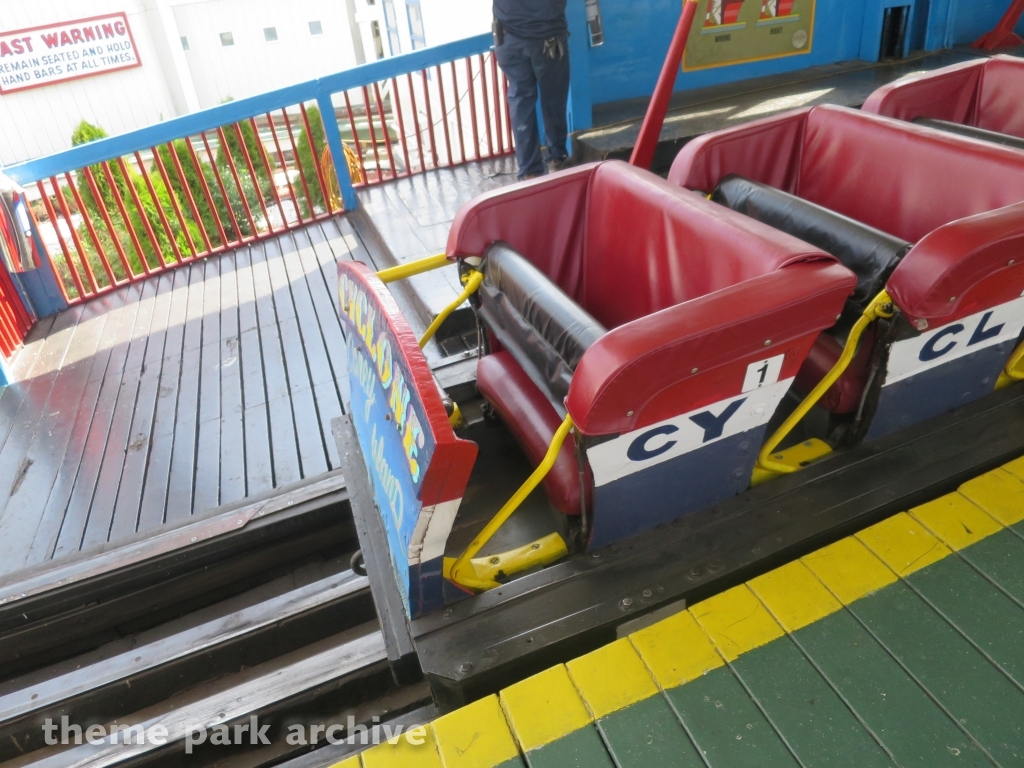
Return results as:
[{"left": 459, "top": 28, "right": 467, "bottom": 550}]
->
[{"left": 0, "top": 217, "right": 369, "bottom": 577}]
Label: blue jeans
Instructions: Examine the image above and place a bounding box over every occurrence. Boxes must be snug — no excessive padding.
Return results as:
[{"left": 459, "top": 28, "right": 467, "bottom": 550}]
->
[{"left": 496, "top": 33, "right": 570, "bottom": 179}]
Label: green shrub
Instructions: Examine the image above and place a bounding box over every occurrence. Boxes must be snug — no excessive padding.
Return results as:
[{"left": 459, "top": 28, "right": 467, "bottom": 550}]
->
[
  {"left": 296, "top": 105, "right": 328, "bottom": 218},
  {"left": 69, "top": 120, "right": 189, "bottom": 279}
]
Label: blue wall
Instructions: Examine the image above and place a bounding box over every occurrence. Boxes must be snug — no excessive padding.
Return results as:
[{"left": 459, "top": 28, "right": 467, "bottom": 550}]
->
[
  {"left": 927, "top": 0, "right": 1024, "bottom": 48},
  {"left": 583, "top": 0, "right": 1021, "bottom": 107}
]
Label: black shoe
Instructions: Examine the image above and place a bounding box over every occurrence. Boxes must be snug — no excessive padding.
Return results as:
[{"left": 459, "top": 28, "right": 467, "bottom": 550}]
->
[{"left": 546, "top": 159, "right": 567, "bottom": 174}]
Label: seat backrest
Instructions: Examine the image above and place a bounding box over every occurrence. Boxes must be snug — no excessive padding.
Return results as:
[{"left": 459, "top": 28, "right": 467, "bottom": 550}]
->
[
  {"left": 712, "top": 175, "right": 911, "bottom": 316},
  {"left": 975, "top": 55, "right": 1024, "bottom": 137},
  {"left": 580, "top": 161, "right": 820, "bottom": 329},
  {"left": 861, "top": 58, "right": 985, "bottom": 124},
  {"left": 796, "top": 106, "right": 1024, "bottom": 243},
  {"left": 478, "top": 243, "right": 607, "bottom": 408}
]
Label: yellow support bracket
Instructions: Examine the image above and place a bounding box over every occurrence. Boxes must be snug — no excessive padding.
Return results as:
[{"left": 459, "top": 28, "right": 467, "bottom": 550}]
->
[
  {"left": 754, "top": 290, "right": 895, "bottom": 479},
  {"left": 419, "top": 269, "right": 484, "bottom": 349},
  {"left": 449, "top": 414, "right": 575, "bottom": 592},
  {"left": 996, "top": 340, "right": 1024, "bottom": 390},
  {"left": 751, "top": 438, "right": 833, "bottom": 487},
  {"left": 442, "top": 532, "right": 569, "bottom": 585},
  {"left": 376, "top": 253, "right": 451, "bottom": 284}
]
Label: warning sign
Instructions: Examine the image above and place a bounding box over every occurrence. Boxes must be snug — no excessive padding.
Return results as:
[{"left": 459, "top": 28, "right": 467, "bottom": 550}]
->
[{"left": 0, "top": 13, "right": 141, "bottom": 94}]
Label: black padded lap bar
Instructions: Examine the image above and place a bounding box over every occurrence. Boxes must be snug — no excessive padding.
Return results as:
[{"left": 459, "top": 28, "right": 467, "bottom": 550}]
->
[
  {"left": 913, "top": 117, "right": 1024, "bottom": 151},
  {"left": 712, "top": 175, "right": 911, "bottom": 315},
  {"left": 478, "top": 242, "right": 606, "bottom": 408}
]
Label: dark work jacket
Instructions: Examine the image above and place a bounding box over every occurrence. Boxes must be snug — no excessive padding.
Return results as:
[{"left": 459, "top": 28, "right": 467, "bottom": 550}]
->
[{"left": 493, "top": 0, "right": 568, "bottom": 39}]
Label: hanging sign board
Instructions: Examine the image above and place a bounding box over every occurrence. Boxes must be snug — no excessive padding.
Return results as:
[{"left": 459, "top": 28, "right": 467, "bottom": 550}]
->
[
  {"left": 0, "top": 13, "right": 141, "bottom": 94},
  {"left": 683, "top": 0, "right": 815, "bottom": 71}
]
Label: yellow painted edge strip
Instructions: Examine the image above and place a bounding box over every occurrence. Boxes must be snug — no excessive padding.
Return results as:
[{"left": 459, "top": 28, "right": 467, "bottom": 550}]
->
[
  {"left": 361, "top": 455, "right": 1024, "bottom": 767},
  {"left": 690, "top": 584, "right": 785, "bottom": 661},
  {"left": 908, "top": 492, "right": 1003, "bottom": 552},
  {"left": 432, "top": 695, "right": 520, "bottom": 768},
  {"left": 958, "top": 468, "right": 1024, "bottom": 527},
  {"left": 630, "top": 608, "right": 724, "bottom": 689},
  {"left": 328, "top": 757, "right": 360, "bottom": 768},
  {"left": 499, "top": 664, "right": 592, "bottom": 753},
  {"left": 856, "top": 512, "right": 952, "bottom": 578},
  {"left": 748, "top": 559, "right": 843, "bottom": 632},
  {"left": 361, "top": 723, "right": 439, "bottom": 768},
  {"left": 566, "top": 638, "right": 659, "bottom": 720}
]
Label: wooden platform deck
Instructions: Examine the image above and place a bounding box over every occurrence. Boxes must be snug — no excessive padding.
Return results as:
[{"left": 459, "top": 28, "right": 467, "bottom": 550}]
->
[{"left": 0, "top": 217, "right": 368, "bottom": 577}]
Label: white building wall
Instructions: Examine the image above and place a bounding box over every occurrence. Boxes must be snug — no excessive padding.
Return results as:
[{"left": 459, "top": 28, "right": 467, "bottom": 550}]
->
[
  {"left": 173, "top": 0, "right": 362, "bottom": 108},
  {"left": 0, "top": 0, "right": 179, "bottom": 166},
  {"left": 417, "top": 0, "right": 490, "bottom": 47}
]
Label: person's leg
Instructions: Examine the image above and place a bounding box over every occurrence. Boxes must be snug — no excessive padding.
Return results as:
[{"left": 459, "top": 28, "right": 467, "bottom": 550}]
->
[
  {"left": 531, "top": 37, "right": 571, "bottom": 166},
  {"left": 496, "top": 36, "right": 544, "bottom": 179}
]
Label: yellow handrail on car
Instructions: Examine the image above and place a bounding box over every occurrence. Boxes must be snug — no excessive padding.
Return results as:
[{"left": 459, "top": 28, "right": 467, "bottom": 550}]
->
[
  {"left": 450, "top": 414, "right": 575, "bottom": 591},
  {"left": 755, "top": 290, "right": 895, "bottom": 477},
  {"left": 996, "top": 340, "right": 1024, "bottom": 390},
  {"left": 419, "top": 269, "right": 484, "bottom": 349},
  {"left": 376, "top": 253, "right": 451, "bottom": 283}
]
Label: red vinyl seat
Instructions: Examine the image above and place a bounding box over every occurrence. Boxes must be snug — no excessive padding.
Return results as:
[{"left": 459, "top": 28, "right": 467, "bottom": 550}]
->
[
  {"left": 669, "top": 104, "right": 1024, "bottom": 418},
  {"left": 863, "top": 55, "right": 1024, "bottom": 139},
  {"left": 449, "top": 160, "right": 856, "bottom": 521}
]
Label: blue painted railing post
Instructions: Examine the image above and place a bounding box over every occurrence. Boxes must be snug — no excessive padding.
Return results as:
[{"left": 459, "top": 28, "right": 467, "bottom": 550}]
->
[
  {"left": 0, "top": 353, "right": 11, "bottom": 388},
  {"left": 318, "top": 93, "right": 359, "bottom": 213}
]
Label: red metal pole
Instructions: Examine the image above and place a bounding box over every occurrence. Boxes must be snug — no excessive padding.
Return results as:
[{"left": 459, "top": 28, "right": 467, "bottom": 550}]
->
[
  {"left": 162, "top": 141, "right": 214, "bottom": 253},
  {"left": 406, "top": 73, "right": 425, "bottom": 173},
  {"left": 281, "top": 108, "right": 317, "bottom": 216},
  {"left": 449, "top": 62, "right": 465, "bottom": 164},
  {"left": 341, "top": 93, "right": 367, "bottom": 186},
  {"left": 82, "top": 165, "right": 134, "bottom": 280},
  {"left": 266, "top": 111, "right": 304, "bottom": 223},
  {"left": 36, "top": 179, "right": 85, "bottom": 300},
  {"left": 361, "top": 86, "right": 384, "bottom": 183},
  {"left": 630, "top": 0, "right": 699, "bottom": 170},
  {"left": 490, "top": 52, "right": 504, "bottom": 154},
  {"left": 61, "top": 172, "right": 110, "bottom": 289},
  {"left": 116, "top": 156, "right": 167, "bottom": 270},
  {"left": 478, "top": 54, "right": 495, "bottom": 158},
  {"left": 150, "top": 145, "right": 200, "bottom": 259},
  {"left": 249, "top": 118, "right": 289, "bottom": 230},
  {"left": 465, "top": 57, "right": 481, "bottom": 161},
  {"left": 436, "top": 65, "right": 454, "bottom": 166},
  {"left": 200, "top": 131, "right": 245, "bottom": 244},
  {"left": 422, "top": 69, "right": 439, "bottom": 167},
  {"left": 214, "top": 127, "right": 259, "bottom": 236},
  {"left": 183, "top": 137, "right": 230, "bottom": 249},
  {"left": 391, "top": 78, "right": 412, "bottom": 177},
  {"left": 973, "top": 0, "right": 1024, "bottom": 49},
  {"left": 229, "top": 123, "right": 274, "bottom": 232},
  {"left": 299, "top": 102, "right": 332, "bottom": 214},
  {"left": 372, "top": 82, "right": 398, "bottom": 181},
  {"left": 133, "top": 152, "right": 183, "bottom": 266},
  {"left": 52, "top": 176, "right": 99, "bottom": 292}
]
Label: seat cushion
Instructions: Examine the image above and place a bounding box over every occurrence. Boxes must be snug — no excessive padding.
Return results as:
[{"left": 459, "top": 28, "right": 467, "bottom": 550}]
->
[
  {"left": 712, "top": 175, "right": 910, "bottom": 316},
  {"left": 794, "top": 329, "right": 877, "bottom": 415},
  {"left": 478, "top": 242, "right": 607, "bottom": 408},
  {"left": 477, "top": 351, "right": 591, "bottom": 516}
]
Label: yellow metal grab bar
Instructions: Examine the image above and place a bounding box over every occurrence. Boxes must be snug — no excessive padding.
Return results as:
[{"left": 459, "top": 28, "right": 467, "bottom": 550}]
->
[
  {"left": 755, "top": 290, "right": 895, "bottom": 477},
  {"left": 996, "top": 340, "right": 1024, "bottom": 390},
  {"left": 419, "top": 269, "right": 484, "bottom": 349},
  {"left": 450, "top": 414, "right": 575, "bottom": 591},
  {"left": 376, "top": 253, "right": 451, "bottom": 284}
]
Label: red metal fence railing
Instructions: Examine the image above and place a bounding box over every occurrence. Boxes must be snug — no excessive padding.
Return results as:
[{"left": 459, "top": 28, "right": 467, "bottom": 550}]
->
[
  {"left": 6, "top": 34, "right": 510, "bottom": 308},
  {"left": 32, "top": 105, "right": 336, "bottom": 304},
  {"left": 341, "top": 50, "right": 514, "bottom": 187}
]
